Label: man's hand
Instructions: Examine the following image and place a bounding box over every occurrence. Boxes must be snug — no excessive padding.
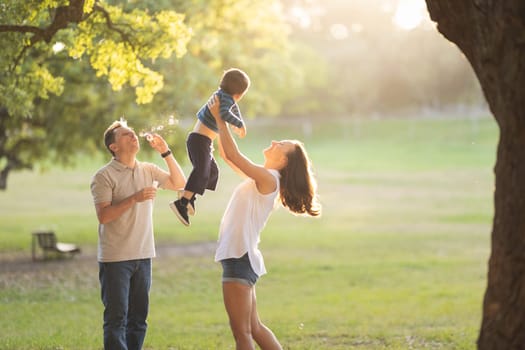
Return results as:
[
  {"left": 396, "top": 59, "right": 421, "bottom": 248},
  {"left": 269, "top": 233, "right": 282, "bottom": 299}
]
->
[
  {"left": 134, "top": 186, "right": 157, "bottom": 202},
  {"left": 95, "top": 185, "right": 157, "bottom": 224},
  {"left": 148, "top": 134, "right": 170, "bottom": 155}
]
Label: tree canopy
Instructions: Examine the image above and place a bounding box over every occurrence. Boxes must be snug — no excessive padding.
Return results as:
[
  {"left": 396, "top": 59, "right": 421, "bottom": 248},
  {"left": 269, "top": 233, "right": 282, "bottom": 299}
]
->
[
  {"left": 0, "top": 0, "right": 192, "bottom": 188},
  {"left": 0, "top": 0, "right": 484, "bottom": 190}
]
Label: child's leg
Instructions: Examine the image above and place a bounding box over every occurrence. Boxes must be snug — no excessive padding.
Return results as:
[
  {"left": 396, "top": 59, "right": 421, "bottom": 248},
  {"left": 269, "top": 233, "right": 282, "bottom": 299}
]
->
[
  {"left": 178, "top": 190, "right": 196, "bottom": 216},
  {"left": 181, "top": 190, "right": 194, "bottom": 201},
  {"left": 184, "top": 133, "right": 214, "bottom": 197},
  {"left": 171, "top": 133, "right": 215, "bottom": 224}
]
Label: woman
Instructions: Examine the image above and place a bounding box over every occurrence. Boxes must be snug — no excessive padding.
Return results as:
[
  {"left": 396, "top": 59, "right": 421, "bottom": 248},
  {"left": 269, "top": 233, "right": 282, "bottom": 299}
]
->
[{"left": 208, "top": 96, "right": 321, "bottom": 350}]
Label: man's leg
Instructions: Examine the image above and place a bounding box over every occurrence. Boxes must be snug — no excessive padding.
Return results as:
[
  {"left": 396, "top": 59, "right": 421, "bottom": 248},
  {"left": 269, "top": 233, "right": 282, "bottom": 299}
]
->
[
  {"left": 126, "top": 259, "right": 152, "bottom": 350},
  {"left": 99, "top": 261, "right": 133, "bottom": 350}
]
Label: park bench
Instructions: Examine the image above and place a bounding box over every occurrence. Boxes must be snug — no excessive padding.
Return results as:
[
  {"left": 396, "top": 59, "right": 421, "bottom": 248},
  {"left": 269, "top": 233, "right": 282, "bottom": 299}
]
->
[{"left": 31, "top": 230, "right": 81, "bottom": 261}]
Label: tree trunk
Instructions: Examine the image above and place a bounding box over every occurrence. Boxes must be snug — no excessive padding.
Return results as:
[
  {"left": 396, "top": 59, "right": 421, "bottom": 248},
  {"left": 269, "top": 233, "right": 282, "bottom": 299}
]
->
[
  {"left": 425, "top": 1, "right": 525, "bottom": 348},
  {"left": 0, "top": 165, "right": 10, "bottom": 190}
]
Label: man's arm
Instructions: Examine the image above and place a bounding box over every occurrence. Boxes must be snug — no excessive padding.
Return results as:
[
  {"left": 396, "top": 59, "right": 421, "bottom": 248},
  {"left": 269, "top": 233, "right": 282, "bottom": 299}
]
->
[
  {"left": 95, "top": 188, "right": 156, "bottom": 224},
  {"left": 160, "top": 151, "right": 186, "bottom": 190},
  {"left": 149, "top": 134, "right": 186, "bottom": 190}
]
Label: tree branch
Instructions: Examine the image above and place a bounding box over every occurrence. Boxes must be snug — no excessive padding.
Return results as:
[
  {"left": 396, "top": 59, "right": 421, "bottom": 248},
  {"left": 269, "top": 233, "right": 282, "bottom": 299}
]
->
[
  {"left": 30, "top": 0, "right": 86, "bottom": 44},
  {"left": 2, "top": 0, "right": 94, "bottom": 71},
  {"left": 11, "top": 45, "right": 30, "bottom": 73},
  {"left": 92, "top": 4, "right": 136, "bottom": 50},
  {"left": 0, "top": 25, "right": 43, "bottom": 35},
  {"left": 0, "top": 0, "right": 86, "bottom": 44}
]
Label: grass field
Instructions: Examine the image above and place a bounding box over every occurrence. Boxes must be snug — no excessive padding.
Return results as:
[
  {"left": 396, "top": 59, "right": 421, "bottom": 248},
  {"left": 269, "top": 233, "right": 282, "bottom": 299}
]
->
[{"left": 0, "top": 115, "right": 497, "bottom": 349}]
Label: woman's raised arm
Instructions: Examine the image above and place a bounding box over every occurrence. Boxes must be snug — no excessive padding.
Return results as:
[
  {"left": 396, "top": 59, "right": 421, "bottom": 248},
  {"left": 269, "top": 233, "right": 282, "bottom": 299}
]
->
[{"left": 208, "top": 96, "right": 276, "bottom": 194}]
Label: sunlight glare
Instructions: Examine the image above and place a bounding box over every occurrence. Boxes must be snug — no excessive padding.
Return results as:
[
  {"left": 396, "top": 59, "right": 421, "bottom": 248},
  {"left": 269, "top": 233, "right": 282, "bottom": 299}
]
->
[
  {"left": 330, "top": 23, "right": 349, "bottom": 40},
  {"left": 381, "top": 1, "right": 394, "bottom": 13},
  {"left": 119, "top": 117, "right": 128, "bottom": 128},
  {"left": 351, "top": 23, "right": 363, "bottom": 34},
  {"left": 392, "top": 0, "right": 427, "bottom": 31},
  {"left": 289, "top": 5, "right": 312, "bottom": 28},
  {"left": 52, "top": 42, "right": 65, "bottom": 53}
]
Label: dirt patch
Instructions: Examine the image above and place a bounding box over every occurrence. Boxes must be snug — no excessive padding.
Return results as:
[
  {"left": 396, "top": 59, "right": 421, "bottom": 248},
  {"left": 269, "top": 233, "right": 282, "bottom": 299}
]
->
[{"left": 0, "top": 241, "right": 216, "bottom": 281}]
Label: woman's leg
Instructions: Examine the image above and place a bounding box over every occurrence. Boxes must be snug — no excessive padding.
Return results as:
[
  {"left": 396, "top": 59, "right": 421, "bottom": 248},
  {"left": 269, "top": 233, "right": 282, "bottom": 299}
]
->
[
  {"left": 223, "top": 281, "right": 255, "bottom": 350},
  {"left": 250, "top": 287, "right": 283, "bottom": 350}
]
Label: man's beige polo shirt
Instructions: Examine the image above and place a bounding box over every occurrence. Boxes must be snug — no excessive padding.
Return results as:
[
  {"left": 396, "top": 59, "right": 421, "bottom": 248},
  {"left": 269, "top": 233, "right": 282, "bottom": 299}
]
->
[{"left": 90, "top": 159, "right": 169, "bottom": 262}]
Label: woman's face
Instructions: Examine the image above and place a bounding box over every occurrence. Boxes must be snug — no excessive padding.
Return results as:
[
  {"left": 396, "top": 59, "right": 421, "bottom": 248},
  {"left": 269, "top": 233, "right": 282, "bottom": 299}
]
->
[{"left": 263, "top": 140, "right": 295, "bottom": 168}]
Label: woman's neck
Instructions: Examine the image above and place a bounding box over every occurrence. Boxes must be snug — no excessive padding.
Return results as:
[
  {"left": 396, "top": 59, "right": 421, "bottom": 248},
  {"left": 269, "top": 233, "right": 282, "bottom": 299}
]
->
[{"left": 264, "top": 160, "right": 283, "bottom": 171}]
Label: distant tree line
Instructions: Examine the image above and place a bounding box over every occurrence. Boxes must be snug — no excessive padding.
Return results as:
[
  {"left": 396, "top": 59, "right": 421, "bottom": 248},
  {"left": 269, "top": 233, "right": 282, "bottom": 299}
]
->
[{"left": 281, "top": 0, "right": 484, "bottom": 117}]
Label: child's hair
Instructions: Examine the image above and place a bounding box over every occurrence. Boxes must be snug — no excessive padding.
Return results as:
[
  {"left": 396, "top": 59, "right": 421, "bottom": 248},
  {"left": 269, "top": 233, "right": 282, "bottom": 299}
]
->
[
  {"left": 103, "top": 121, "right": 124, "bottom": 156},
  {"left": 219, "top": 68, "right": 251, "bottom": 96},
  {"left": 279, "top": 141, "right": 321, "bottom": 217}
]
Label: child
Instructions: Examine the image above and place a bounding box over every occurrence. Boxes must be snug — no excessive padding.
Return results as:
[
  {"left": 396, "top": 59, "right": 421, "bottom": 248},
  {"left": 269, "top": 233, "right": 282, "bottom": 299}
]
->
[{"left": 170, "top": 68, "right": 250, "bottom": 226}]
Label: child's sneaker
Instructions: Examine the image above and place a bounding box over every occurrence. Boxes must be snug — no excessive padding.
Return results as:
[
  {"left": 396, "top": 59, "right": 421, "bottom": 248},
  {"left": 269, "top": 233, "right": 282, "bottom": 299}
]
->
[
  {"left": 187, "top": 197, "right": 196, "bottom": 216},
  {"left": 177, "top": 191, "right": 195, "bottom": 216},
  {"left": 170, "top": 199, "right": 190, "bottom": 226}
]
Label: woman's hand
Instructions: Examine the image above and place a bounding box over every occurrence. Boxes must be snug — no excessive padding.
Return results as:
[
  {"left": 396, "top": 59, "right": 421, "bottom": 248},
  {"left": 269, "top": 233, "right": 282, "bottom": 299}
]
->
[
  {"left": 231, "top": 125, "right": 246, "bottom": 138},
  {"left": 207, "top": 95, "right": 223, "bottom": 124}
]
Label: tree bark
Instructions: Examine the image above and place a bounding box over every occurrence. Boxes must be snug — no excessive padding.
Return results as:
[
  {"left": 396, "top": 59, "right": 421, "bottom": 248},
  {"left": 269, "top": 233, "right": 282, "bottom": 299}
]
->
[
  {"left": 0, "top": 0, "right": 86, "bottom": 44},
  {"left": 425, "top": 1, "right": 525, "bottom": 348}
]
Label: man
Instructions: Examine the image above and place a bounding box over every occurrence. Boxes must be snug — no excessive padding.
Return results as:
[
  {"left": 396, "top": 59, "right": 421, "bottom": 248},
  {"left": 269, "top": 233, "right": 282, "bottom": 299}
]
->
[{"left": 90, "top": 120, "right": 186, "bottom": 350}]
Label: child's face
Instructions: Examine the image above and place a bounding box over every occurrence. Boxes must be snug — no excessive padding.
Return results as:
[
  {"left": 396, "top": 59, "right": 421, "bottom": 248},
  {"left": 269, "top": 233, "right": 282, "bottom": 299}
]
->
[{"left": 233, "top": 91, "right": 247, "bottom": 102}]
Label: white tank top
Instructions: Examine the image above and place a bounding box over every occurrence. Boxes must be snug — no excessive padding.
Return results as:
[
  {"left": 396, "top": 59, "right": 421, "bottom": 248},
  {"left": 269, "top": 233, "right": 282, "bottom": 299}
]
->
[{"left": 214, "top": 169, "right": 280, "bottom": 276}]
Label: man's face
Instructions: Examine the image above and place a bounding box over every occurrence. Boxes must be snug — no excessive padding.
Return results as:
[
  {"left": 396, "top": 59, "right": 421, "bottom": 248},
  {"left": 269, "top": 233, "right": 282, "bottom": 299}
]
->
[{"left": 112, "top": 126, "right": 139, "bottom": 155}]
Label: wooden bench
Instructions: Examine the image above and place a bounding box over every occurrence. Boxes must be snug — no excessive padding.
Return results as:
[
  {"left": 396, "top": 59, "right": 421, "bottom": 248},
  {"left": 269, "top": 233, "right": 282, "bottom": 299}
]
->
[{"left": 31, "top": 230, "right": 81, "bottom": 261}]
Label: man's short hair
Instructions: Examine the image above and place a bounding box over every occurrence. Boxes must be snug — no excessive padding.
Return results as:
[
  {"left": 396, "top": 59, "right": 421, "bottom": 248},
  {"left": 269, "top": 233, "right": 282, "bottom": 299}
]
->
[{"left": 104, "top": 121, "right": 123, "bottom": 156}]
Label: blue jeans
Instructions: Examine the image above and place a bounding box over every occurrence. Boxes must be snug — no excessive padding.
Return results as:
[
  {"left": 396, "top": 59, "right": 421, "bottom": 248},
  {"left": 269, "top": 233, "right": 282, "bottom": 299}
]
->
[{"left": 99, "top": 259, "right": 152, "bottom": 350}]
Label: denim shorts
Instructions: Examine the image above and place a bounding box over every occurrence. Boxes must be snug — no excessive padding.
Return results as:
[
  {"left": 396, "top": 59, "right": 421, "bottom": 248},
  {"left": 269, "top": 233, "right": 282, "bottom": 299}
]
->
[{"left": 221, "top": 253, "right": 259, "bottom": 286}]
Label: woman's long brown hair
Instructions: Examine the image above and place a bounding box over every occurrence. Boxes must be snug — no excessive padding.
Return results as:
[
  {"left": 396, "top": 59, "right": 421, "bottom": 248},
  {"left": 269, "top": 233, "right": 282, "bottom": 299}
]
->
[{"left": 279, "top": 141, "right": 321, "bottom": 217}]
